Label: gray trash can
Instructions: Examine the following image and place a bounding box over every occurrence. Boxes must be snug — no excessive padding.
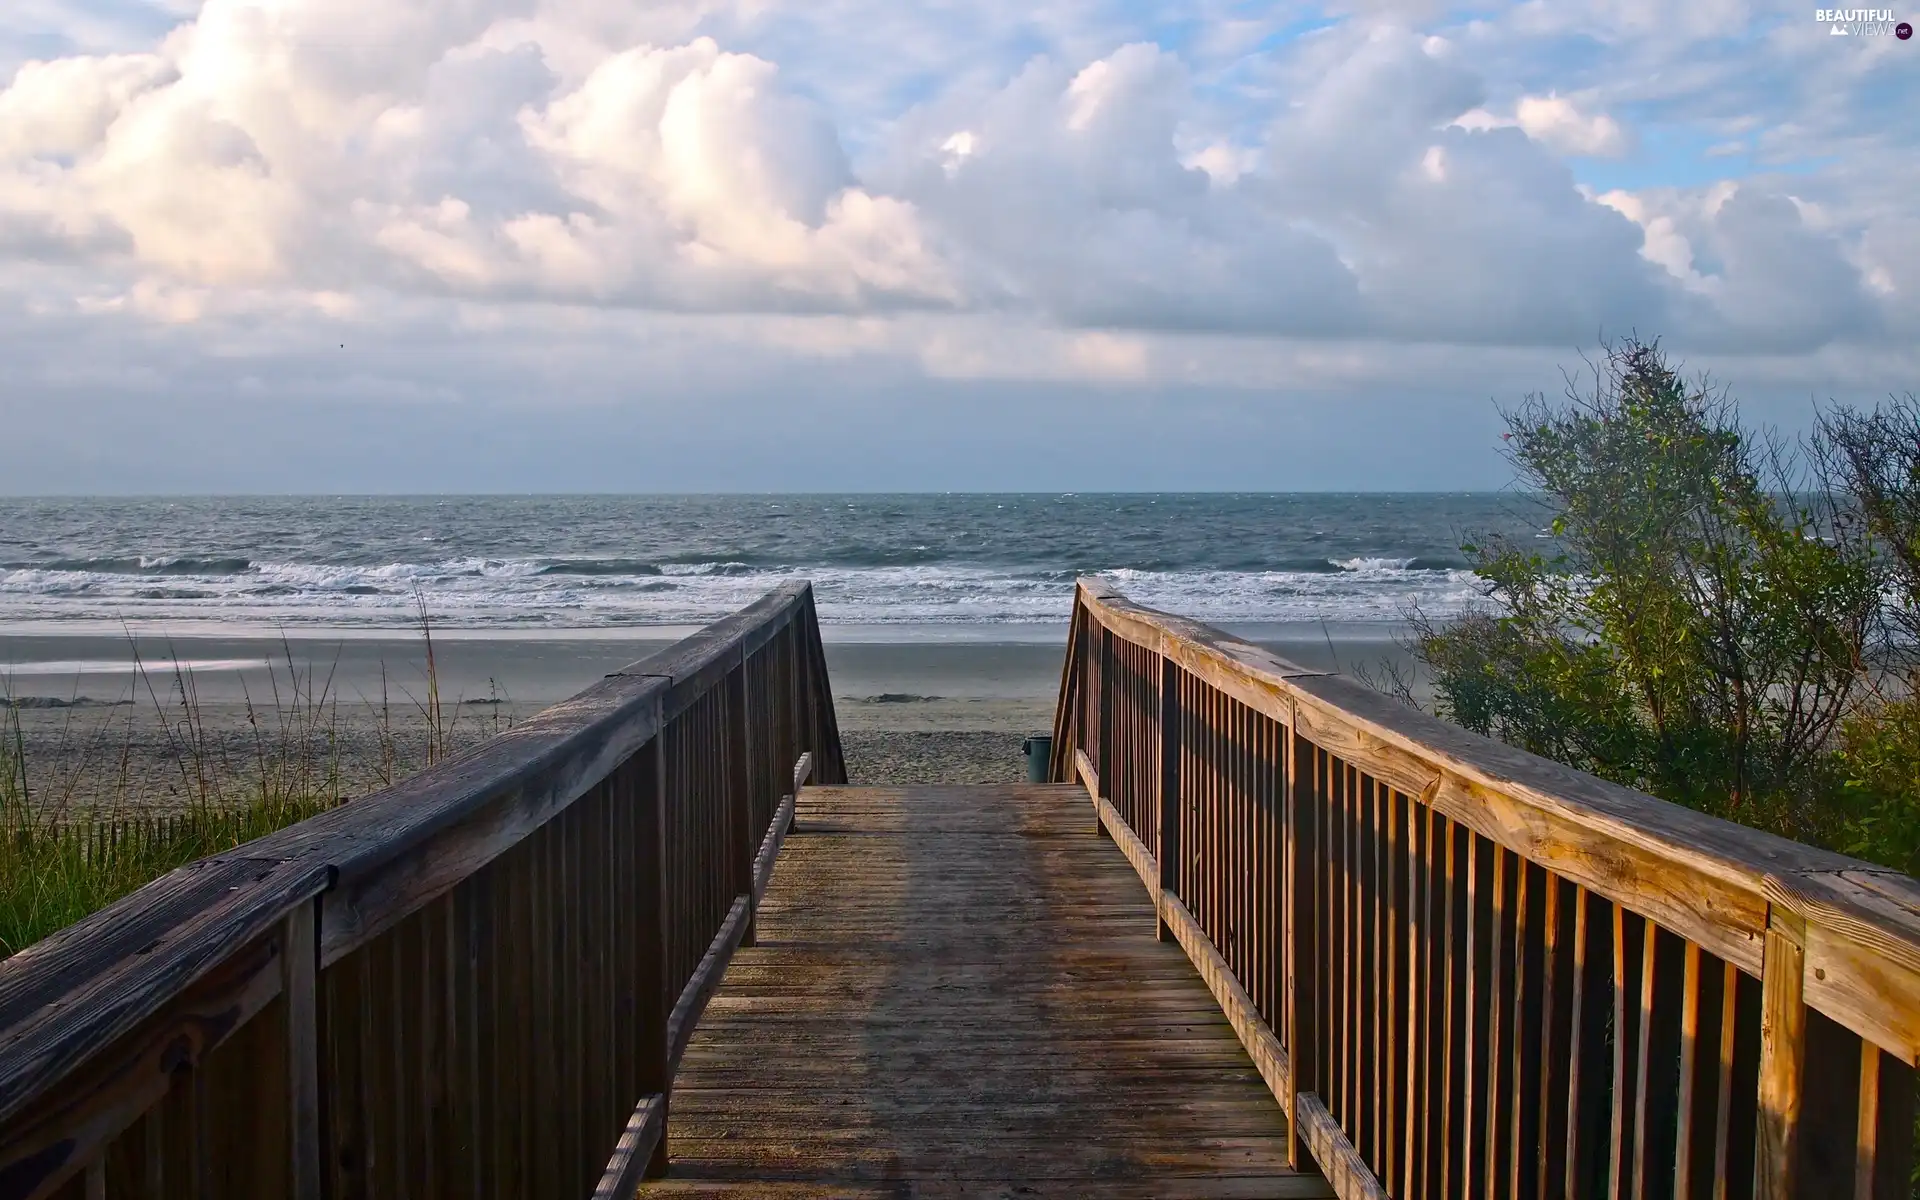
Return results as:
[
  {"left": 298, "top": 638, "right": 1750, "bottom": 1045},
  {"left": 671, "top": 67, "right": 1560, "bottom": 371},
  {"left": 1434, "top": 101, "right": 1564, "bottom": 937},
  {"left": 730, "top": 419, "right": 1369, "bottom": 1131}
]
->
[{"left": 1021, "top": 734, "right": 1052, "bottom": 783}]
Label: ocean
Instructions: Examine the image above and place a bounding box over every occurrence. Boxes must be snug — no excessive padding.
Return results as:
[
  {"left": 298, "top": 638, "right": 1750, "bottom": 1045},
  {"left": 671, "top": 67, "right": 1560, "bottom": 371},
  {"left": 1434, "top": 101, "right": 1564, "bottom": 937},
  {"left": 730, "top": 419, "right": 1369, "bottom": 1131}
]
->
[{"left": 0, "top": 494, "right": 1546, "bottom": 634}]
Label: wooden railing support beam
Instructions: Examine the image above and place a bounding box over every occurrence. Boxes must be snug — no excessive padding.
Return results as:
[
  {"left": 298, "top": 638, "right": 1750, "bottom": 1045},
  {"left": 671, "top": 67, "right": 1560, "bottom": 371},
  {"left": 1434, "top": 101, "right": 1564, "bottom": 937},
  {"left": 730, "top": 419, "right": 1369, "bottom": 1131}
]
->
[{"left": 0, "top": 584, "right": 844, "bottom": 1200}]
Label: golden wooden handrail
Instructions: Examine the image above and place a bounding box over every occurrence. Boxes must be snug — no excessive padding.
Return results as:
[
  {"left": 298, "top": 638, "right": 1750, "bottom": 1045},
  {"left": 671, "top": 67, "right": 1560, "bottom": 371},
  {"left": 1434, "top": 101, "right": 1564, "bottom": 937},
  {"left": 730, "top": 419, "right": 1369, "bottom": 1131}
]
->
[
  {"left": 0, "top": 582, "right": 846, "bottom": 1200},
  {"left": 1052, "top": 576, "right": 1919, "bottom": 1199}
]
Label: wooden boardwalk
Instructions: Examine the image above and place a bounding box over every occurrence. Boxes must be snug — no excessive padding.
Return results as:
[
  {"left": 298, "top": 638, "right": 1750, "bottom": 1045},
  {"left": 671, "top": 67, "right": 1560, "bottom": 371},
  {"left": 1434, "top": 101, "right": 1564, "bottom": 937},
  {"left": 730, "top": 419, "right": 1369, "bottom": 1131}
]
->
[{"left": 641, "top": 783, "right": 1330, "bottom": 1198}]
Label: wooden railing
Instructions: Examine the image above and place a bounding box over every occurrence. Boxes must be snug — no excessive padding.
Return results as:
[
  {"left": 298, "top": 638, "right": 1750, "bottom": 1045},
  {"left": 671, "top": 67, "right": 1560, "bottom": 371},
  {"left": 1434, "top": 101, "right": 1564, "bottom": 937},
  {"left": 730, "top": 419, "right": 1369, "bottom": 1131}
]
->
[
  {"left": 0, "top": 581, "right": 846, "bottom": 1200},
  {"left": 1052, "top": 577, "right": 1920, "bottom": 1199}
]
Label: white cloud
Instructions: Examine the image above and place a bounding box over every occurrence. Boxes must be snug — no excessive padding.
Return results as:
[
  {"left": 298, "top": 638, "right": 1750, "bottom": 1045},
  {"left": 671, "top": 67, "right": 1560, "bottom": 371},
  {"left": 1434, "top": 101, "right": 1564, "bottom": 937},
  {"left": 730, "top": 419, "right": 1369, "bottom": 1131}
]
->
[
  {"left": 0, "top": 0, "right": 1910, "bottom": 478},
  {"left": 1514, "top": 93, "right": 1629, "bottom": 156},
  {"left": 1598, "top": 181, "right": 1885, "bottom": 350},
  {"left": 1455, "top": 91, "right": 1629, "bottom": 157},
  {"left": 0, "top": 53, "right": 173, "bottom": 159}
]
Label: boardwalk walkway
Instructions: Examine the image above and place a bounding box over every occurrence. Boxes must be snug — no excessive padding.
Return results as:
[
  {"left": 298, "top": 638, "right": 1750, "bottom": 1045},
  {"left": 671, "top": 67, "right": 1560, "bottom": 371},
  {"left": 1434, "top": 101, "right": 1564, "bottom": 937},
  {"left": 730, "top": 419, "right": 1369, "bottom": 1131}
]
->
[{"left": 641, "top": 783, "right": 1331, "bottom": 1198}]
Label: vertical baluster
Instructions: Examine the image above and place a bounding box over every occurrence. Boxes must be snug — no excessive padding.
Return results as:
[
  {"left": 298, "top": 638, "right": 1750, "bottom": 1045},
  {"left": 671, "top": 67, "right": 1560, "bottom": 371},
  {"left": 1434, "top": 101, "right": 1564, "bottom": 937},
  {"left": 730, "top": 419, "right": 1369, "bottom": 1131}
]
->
[
  {"left": 530, "top": 828, "right": 555, "bottom": 1198},
  {"left": 447, "top": 876, "right": 481, "bottom": 1199},
  {"left": 283, "top": 903, "right": 322, "bottom": 1200},
  {"left": 1096, "top": 627, "right": 1113, "bottom": 837},
  {"left": 1537, "top": 874, "right": 1569, "bottom": 1200},
  {"left": 1333, "top": 758, "right": 1349, "bottom": 1128},
  {"left": 419, "top": 905, "right": 444, "bottom": 1198},
  {"left": 1757, "top": 907, "right": 1807, "bottom": 1198},
  {"left": 1505, "top": 862, "right": 1533, "bottom": 1200},
  {"left": 1484, "top": 846, "right": 1507, "bottom": 1198},
  {"left": 1853, "top": 1039, "right": 1918, "bottom": 1198},
  {"left": 1438, "top": 816, "right": 1460, "bottom": 1198},
  {"left": 638, "top": 732, "right": 672, "bottom": 1179},
  {"left": 1157, "top": 655, "right": 1179, "bottom": 943},
  {"left": 1268, "top": 713, "right": 1283, "bottom": 1028},
  {"left": 1675, "top": 943, "right": 1706, "bottom": 1199},
  {"left": 1405, "top": 800, "right": 1431, "bottom": 1200},
  {"left": 1384, "top": 783, "right": 1402, "bottom": 1190},
  {"left": 1572, "top": 892, "right": 1618, "bottom": 1198},
  {"left": 1285, "top": 714, "right": 1316, "bottom": 1172},
  {"left": 562, "top": 801, "right": 584, "bottom": 1193},
  {"left": 1610, "top": 906, "right": 1635, "bottom": 1200},
  {"left": 1362, "top": 774, "right": 1379, "bottom": 1169},
  {"left": 728, "top": 655, "right": 757, "bottom": 947},
  {"left": 1629, "top": 919, "right": 1657, "bottom": 1200},
  {"left": 1247, "top": 706, "right": 1259, "bottom": 1010}
]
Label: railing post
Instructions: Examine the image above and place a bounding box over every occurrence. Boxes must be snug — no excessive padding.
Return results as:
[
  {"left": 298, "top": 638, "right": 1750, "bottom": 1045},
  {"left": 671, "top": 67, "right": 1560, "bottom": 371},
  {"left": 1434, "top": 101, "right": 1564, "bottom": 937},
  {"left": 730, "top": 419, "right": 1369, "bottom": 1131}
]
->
[
  {"left": 729, "top": 653, "right": 757, "bottom": 948},
  {"left": 1157, "top": 654, "right": 1180, "bottom": 943},
  {"left": 1757, "top": 904, "right": 1807, "bottom": 1198},
  {"left": 283, "top": 900, "right": 322, "bottom": 1200},
  {"left": 639, "top": 735, "right": 672, "bottom": 1179}
]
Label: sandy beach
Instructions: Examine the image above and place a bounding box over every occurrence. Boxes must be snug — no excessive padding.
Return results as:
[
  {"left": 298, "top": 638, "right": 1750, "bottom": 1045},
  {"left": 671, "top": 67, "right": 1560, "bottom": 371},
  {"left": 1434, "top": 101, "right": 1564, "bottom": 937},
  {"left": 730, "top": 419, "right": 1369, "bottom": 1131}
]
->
[{"left": 2, "top": 626, "right": 1421, "bottom": 811}]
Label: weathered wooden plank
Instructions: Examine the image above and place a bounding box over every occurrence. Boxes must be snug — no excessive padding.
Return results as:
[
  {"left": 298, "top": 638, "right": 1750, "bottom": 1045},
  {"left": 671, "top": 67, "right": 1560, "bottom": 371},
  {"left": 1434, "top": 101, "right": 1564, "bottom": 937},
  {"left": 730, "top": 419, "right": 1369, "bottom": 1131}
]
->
[
  {"left": 274, "top": 672, "right": 672, "bottom": 965},
  {"left": 0, "top": 922, "right": 289, "bottom": 1200},
  {"left": 666, "top": 898, "right": 751, "bottom": 1079},
  {"left": 644, "top": 1177, "right": 1328, "bottom": 1198},
  {"left": 645, "top": 783, "right": 1326, "bottom": 1196},
  {"left": 1079, "top": 749, "right": 1297, "bottom": 1118},
  {"left": 0, "top": 856, "right": 326, "bottom": 1130},
  {"left": 1293, "top": 1093, "right": 1387, "bottom": 1200},
  {"left": 591, "top": 1093, "right": 665, "bottom": 1200},
  {"left": 1072, "top": 578, "right": 1920, "bottom": 1040},
  {"left": 1158, "top": 894, "right": 1294, "bottom": 1113},
  {"left": 1776, "top": 871, "right": 1920, "bottom": 1066},
  {"left": 753, "top": 791, "right": 798, "bottom": 908},
  {"left": 1082, "top": 751, "right": 1157, "bottom": 897},
  {"left": 1757, "top": 907, "right": 1808, "bottom": 1198}
]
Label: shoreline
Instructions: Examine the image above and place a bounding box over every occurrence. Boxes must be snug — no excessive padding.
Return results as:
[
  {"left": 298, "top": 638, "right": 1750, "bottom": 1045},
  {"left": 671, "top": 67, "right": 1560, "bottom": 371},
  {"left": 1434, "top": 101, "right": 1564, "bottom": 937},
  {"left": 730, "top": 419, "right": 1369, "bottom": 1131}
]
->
[
  {"left": 2, "top": 624, "right": 1426, "bottom": 808},
  {"left": 0, "top": 622, "right": 1420, "bottom": 706},
  {"left": 0, "top": 617, "right": 1412, "bottom": 641}
]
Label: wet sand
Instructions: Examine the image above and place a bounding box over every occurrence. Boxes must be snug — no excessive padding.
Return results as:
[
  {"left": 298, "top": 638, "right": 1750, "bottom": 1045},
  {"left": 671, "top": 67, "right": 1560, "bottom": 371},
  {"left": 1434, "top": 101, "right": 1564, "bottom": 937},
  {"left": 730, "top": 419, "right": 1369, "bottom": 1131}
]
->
[{"left": 2, "top": 628, "right": 1421, "bottom": 811}]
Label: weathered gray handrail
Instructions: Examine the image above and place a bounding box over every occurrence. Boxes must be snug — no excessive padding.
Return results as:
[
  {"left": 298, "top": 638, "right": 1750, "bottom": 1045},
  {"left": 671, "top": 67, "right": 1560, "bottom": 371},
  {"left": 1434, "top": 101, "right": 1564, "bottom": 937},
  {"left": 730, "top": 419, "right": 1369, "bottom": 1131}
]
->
[
  {"left": 1053, "top": 576, "right": 1919, "bottom": 1199},
  {"left": 0, "top": 581, "right": 846, "bottom": 1200}
]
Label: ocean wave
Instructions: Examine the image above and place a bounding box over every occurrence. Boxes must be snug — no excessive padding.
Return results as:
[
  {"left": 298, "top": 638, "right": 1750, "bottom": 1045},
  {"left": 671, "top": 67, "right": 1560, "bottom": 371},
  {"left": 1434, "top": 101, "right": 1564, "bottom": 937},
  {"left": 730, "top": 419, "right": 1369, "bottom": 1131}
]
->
[
  {"left": 3, "top": 555, "right": 255, "bottom": 576},
  {"left": 536, "top": 559, "right": 664, "bottom": 577},
  {"left": 0, "top": 558, "right": 1491, "bottom": 629},
  {"left": 1333, "top": 556, "right": 1415, "bottom": 572}
]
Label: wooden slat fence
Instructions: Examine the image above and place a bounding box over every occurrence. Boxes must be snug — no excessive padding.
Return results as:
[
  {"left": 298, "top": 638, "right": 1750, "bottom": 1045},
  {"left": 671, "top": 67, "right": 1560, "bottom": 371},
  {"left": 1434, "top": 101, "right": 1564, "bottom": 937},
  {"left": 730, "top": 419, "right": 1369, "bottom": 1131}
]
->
[
  {"left": 0, "top": 581, "right": 845, "bottom": 1200},
  {"left": 1052, "top": 577, "right": 1920, "bottom": 1200}
]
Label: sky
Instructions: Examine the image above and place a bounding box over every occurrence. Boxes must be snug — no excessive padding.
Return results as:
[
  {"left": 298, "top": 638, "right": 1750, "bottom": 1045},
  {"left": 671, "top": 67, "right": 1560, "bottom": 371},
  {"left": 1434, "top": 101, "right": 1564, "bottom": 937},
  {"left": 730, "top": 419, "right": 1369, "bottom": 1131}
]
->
[{"left": 0, "top": 0, "right": 1914, "bottom": 492}]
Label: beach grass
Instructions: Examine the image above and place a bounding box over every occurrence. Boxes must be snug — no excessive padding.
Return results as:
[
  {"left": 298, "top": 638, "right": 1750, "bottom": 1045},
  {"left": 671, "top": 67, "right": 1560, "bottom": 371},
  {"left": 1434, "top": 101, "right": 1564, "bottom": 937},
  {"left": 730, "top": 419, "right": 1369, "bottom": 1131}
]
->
[{"left": 0, "top": 598, "right": 495, "bottom": 957}]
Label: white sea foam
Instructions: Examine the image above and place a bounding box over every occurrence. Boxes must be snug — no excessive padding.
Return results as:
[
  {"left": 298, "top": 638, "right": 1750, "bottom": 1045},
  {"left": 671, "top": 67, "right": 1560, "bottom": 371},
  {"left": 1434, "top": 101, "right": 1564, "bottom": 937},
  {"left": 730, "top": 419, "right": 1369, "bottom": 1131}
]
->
[{"left": 0, "top": 559, "right": 1487, "bottom": 629}]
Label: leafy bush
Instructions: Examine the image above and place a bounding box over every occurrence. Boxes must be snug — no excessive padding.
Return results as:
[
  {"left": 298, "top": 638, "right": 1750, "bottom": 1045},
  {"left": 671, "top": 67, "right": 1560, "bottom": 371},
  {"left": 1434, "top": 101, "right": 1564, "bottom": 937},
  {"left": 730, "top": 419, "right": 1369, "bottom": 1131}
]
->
[
  {"left": 1820, "top": 396, "right": 1920, "bottom": 873},
  {"left": 1414, "top": 336, "right": 1885, "bottom": 849}
]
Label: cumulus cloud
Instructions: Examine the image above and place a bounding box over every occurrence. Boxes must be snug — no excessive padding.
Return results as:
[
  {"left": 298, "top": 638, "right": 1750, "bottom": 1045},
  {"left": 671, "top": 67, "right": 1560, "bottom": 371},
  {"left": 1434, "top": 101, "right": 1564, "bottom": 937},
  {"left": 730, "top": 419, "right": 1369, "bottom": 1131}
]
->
[
  {"left": 0, "top": 0, "right": 1908, "bottom": 382},
  {"left": 0, "top": 6, "right": 959, "bottom": 309},
  {"left": 1597, "top": 182, "right": 1884, "bottom": 351}
]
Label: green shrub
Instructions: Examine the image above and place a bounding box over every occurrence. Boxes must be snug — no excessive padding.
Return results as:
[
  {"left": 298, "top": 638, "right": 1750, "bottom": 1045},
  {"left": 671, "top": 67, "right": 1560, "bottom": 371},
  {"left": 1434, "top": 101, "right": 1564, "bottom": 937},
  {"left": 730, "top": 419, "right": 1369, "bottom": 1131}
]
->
[{"left": 1415, "top": 335, "right": 1880, "bottom": 847}]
